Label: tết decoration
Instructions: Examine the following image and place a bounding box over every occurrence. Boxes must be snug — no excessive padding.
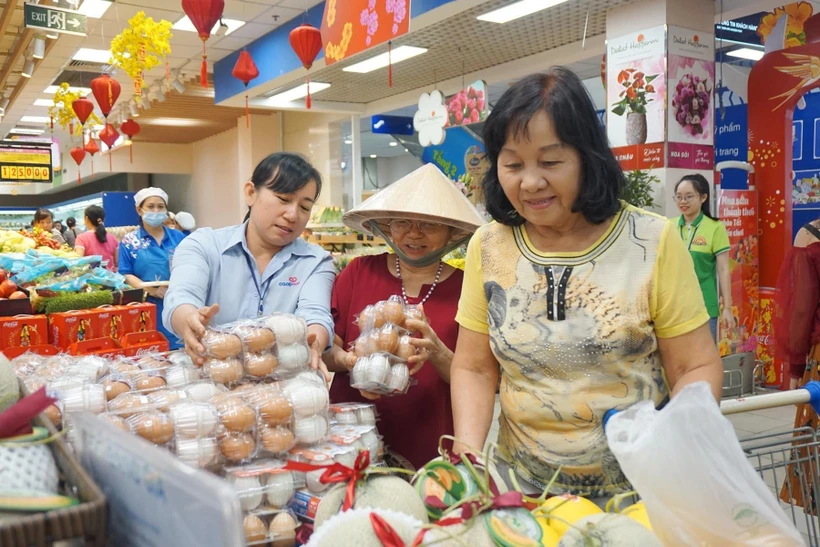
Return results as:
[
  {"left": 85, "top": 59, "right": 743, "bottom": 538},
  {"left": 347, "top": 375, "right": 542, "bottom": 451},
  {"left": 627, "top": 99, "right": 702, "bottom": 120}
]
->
[
  {"left": 72, "top": 97, "right": 94, "bottom": 126},
  {"left": 99, "top": 124, "right": 120, "bottom": 171},
  {"left": 413, "top": 90, "right": 447, "bottom": 147},
  {"left": 232, "top": 50, "right": 259, "bottom": 127},
  {"left": 84, "top": 137, "right": 100, "bottom": 177},
  {"left": 110, "top": 12, "right": 173, "bottom": 100},
  {"left": 289, "top": 24, "right": 323, "bottom": 109},
  {"left": 70, "top": 147, "right": 86, "bottom": 185},
  {"left": 49, "top": 83, "right": 103, "bottom": 137},
  {"left": 90, "top": 74, "right": 121, "bottom": 120},
  {"left": 181, "top": 0, "right": 225, "bottom": 88},
  {"left": 120, "top": 119, "right": 140, "bottom": 163}
]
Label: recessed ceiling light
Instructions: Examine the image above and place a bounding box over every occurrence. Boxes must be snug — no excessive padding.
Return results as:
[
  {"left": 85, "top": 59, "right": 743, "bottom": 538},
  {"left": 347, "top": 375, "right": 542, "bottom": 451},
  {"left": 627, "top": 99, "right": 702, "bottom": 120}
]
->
[
  {"left": 370, "top": 154, "right": 377, "bottom": 158},
  {"left": 265, "top": 82, "right": 331, "bottom": 105},
  {"left": 344, "top": 139, "right": 353, "bottom": 144},
  {"left": 33, "top": 98, "right": 53, "bottom": 107},
  {"left": 389, "top": 141, "right": 398, "bottom": 147},
  {"left": 10, "top": 128, "right": 45, "bottom": 135},
  {"left": 477, "top": 0, "right": 569, "bottom": 24},
  {"left": 343, "top": 46, "right": 427, "bottom": 74},
  {"left": 20, "top": 116, "right": 50, "bottom": 123},
  {"left": 76, "top": 0, "right": 113, "bottom": 19},
  {"left": 173, "top": 16, "right": 245, "bottom": 36},
  {"left": 73, "top": 48, "right": 112, "bottom": 63},
  {"left": 726, "top": 48, "right": 764, "bottom": 61},
  {"left": 44, "top": 85, "right": 91, "bottom": 95}
]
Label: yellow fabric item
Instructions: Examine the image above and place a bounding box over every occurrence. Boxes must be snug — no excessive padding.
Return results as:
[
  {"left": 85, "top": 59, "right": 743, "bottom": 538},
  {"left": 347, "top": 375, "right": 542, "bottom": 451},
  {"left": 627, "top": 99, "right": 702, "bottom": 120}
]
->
[{"left": 455, "top": 230, "right": 489, "bottom": 334}]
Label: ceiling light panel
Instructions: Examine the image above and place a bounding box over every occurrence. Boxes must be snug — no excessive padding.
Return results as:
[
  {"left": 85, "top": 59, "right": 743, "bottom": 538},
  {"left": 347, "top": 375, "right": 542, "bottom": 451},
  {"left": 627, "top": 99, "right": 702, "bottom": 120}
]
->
[
  {"left": 72, "top": 48, "right": 112, "bottom": 63},
  {"left": 76, "top": 0, "right": 113, "bottom": 19},
  {"left": 173, "top": 16, "right": 245, "bottom": 36},
  {"left": 726, "top": 48, "right": 764, "bottom": 61},
  {"left": 44, "top": 85, "right": 91, "bottom": 95},
  {"left": 477, "top": 0, "right": 570, "bottom": 24},
  {"left": 343, "top": 46, "right": 427, "bottom": 73},
  {"left": 265, "top": 82, "right": 331, "bottom": 105}
]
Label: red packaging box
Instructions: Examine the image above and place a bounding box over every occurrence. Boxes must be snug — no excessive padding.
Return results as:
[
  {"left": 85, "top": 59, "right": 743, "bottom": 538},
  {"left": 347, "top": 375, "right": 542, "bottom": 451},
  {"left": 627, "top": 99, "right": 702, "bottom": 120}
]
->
[
  {"left": 94, "top": 306, "right": 128, "bottom": 341},
  {"left": 69, "top": 337, "right": 124, "bottom": 358},
  {"left": 120, "top": 302, "right": 157, "bottom": 334},
  {"left": 0, "top": 314, "right": 48, "bottom": 350},
  {"left": 2, "top": 344, "right": 59, "bottom": 360},
  {"left": 121, "top": 331, "right": 169, "bottom": 357},
  {"left": 49, "top": 310, "right": 99, "bottom": 350}
]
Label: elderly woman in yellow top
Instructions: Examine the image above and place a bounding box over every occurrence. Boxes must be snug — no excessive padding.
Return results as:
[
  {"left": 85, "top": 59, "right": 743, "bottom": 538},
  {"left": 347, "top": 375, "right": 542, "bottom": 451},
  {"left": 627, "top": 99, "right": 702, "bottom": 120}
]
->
[{"left": 451, "top": 69, "right": 723, "bottom": 501}]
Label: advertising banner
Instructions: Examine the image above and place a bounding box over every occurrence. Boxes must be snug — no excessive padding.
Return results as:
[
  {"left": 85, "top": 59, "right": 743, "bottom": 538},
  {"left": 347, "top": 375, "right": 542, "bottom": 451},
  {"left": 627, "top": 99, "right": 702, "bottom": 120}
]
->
[{"left": 321, "top": 0, "right": 410, "bottom": 65}]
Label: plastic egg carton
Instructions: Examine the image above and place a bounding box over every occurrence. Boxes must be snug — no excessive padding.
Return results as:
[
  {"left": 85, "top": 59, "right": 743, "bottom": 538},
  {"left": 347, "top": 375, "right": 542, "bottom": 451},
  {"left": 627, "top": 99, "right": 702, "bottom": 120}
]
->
[
  {"left": 168, "top": 400, "right": 222, "bottom": 468},
  {"left": 350, "top": 353, "right": 415, "bottom": 396},
  {"left": 329, "top": 402, "right": 378, "bottom": 426},
  {"left": 183, "top": 380, "right": 229, "bottom": 402},
  {"left": 242, "top": 510, "right": 299, "bottom": 547},
  {"left": 280, "top": 373, "right": 330, "bottom": 446},
  {"left": 328, "top": 425, "right": 383, "bottom": 462},
  {"left": 287, "top": 443, "right": 359, "bottom": 495},
  {"left": 240, "top": 386, "right": 297, "bottom": 456},
  {"left": 354, "top": 295, "right": 423, "bottom": 335},
  {"left": 225, "top": 460, "right": 304, "bottom": 514},
  {"left": 210, "top": 393, "right": 262, "bottom": 464}
]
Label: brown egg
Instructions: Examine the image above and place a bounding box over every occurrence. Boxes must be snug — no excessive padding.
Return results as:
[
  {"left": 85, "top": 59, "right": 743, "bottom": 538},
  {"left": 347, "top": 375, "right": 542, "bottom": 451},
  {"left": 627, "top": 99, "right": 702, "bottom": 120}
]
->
[
  {"left": 257, "top": 392, "right": 293, "bottom": 427},
  {"left": 205, "top": 358, "right": 245, "bottom": 385},
  {"left": 103, "top": 379, "right": 131, "bottom": 401},
  {"left": 217, "top": 400, "right": 257, "bottom": 432},
  {"left": 131, "top": 412, "right": 175, "bottom": 445},
  {"left": 260, "top": 425, "right": 295, "bottom": 454},
  {"left": 135, "top": 374, "right": 167, "bottom": 393},
  {"left": 244, "top": 515, "right": 267, "bottom": 543},
  {"left": 381, "top": 299, "right": 405, "bottom": 327},
  {"left": 356, "top": 306, "right": 375, "bottom": 331},
  {"left": 372, "top": 304, "right": 386, "bottom": 329},
  {"left": 220, "top": 433, "right": 256, "bottom": 461},
  {"left": 244, "top": 353, "right": 279, "bottom": 378},
  {"left": 354, "top": 336, "right": 369, "bottom": 357},
  {"left": 396, "top": 335, "right": 417, "bottom": 361},
  {"left": 148, "top": 388, "right": 185, "bottom": 411},
  {"left": 108, "top": 393, "right": 151, "bottom": 417},
  {"left": 269, "top": 512, "right": 298, "bottom": 547},
  {"left": 377, "top": 327, "right": 399, "bottom": 354},
  {"left": 404, "top": 305, "right": 424, "bottom": 324},
  {"left": 237, "top": 326, "right": 276, "bottom": 353},
  {"left": 112, "top": 362, "right": 141, "bottom": 376},
  {"left": 202, "top": 331, "right": 242, "bottom": 359},
  {"left": 43, "top": 404, "right": 62, "bottom": 427},
  {"left": 100, "top": 413, "right": 131, "bottom": 433},
  {"left": 136, "top": 356, "right": 169, "bottom": 371}
]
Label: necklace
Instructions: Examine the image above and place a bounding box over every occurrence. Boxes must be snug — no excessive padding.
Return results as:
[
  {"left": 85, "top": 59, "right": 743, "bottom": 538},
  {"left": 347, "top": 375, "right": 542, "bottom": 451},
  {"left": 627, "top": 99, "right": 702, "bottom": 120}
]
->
[{"left": 396, "top": 256, "right": 442, "bottom": 306}]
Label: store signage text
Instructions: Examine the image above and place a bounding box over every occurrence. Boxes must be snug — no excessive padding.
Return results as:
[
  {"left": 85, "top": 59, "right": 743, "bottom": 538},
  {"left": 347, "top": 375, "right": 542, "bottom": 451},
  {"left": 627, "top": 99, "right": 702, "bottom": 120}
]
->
[{"left": 24, "top": 3, "right": 87, "bottom": 37}]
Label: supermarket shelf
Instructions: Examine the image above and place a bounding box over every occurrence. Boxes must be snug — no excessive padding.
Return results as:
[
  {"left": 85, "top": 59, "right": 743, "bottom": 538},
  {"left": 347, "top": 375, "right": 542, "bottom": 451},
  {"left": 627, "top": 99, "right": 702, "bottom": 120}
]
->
[
  {"left": 307, "top": 233, "right": 386, "bottom": 252},
  {"left": 306, "top": 222, "right": 347, "bottom": 230}
]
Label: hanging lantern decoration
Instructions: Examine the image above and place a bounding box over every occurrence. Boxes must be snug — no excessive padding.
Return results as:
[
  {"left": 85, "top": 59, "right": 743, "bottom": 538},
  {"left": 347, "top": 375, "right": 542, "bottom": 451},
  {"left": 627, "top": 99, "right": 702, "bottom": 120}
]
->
[
  {"left": 50, "top": 83, "right": 103, "bottom": 137},
  {"left": 289, "top": 24, "right": 323, "bottom": 109},
  {"left": 99, "top": 124, "right": 120, "bottom": 171},
  {"left": 84, "top": 137, "right": 100, "bottom": 176},
  {"left": 181, "top": 0, "right": 225, "bottom": 88},
  {"left": 90, "top": 74, "right": 122, "bottom": 120},
  {"left": 232, "top": 50, "right": 259, "bottom": 127},
  {"left": 120, "top": 119, "right": 141, "bottom": 163},
  {"left": 70, "top": 147, "right": 86, "bottom": 184},
  {"left": 72, "top": 97, "right": 95, "bottom": 127}
]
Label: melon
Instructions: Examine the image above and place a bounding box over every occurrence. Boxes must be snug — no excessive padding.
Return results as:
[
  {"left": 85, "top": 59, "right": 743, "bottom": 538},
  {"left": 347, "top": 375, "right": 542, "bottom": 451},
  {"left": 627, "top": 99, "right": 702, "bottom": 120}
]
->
[
  {"left": 557, "top": 513, "right": 662, "bottom": 546},
  {"left": 308, "top": 508, "right": 423, "bottom": 547},
  {"left": 313, "top": 475, "right": 429, "bottom": 528},
  {"left": 620, "top": 502, "right": 652, "bottom": 531},
  {"left": 539, "top": 495, "right": 602, "bottom": 537},
  {"left": 0, "top": 354, "right": 19, "bottom": 413},
  {"left": 420, "top": 508, "right": 496, "bottom": 547},
  {"left": 538, "top": 519, "right": 561, "bottom": 547}
]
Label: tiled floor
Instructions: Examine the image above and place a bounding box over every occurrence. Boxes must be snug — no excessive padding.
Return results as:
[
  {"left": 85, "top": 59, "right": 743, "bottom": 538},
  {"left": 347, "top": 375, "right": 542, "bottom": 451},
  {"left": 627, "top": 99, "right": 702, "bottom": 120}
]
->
[{"left": 485, "top": 394, "right": 819, "bottom": 545}]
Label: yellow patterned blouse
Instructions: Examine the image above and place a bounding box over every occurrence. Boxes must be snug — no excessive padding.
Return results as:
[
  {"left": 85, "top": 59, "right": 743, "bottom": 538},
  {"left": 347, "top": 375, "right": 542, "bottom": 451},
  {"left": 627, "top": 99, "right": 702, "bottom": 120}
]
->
[{"left": 456, "top": 203, "right": 709, "bottom": 497}]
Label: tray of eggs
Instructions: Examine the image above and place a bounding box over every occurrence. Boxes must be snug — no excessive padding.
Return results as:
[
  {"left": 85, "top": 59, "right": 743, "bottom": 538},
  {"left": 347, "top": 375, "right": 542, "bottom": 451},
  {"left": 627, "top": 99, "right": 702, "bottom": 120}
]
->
[
  {"left": 242, "top": 511, "right": 299, "bottom": 547},
  {"left": 199, "top": 314, "right": 311, "bottom": 386},
  {"left": 329, "top": 402, "right": 378, "bottom": 427},
  {"left": 225, "top": 460, "right": 303, "bottom": 517},
  {"left": 328, "top": 424, "right": 383, "bottom": 463},
  {"left": 287, "top": 444, "right": 361, "bottom": 495}
]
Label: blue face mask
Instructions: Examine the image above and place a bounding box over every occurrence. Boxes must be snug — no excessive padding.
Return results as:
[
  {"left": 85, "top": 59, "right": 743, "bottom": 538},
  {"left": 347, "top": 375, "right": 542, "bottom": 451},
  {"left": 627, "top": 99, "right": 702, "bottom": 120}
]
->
[{"left": 143, "top": 211, "right": 168, "bottom": 227}]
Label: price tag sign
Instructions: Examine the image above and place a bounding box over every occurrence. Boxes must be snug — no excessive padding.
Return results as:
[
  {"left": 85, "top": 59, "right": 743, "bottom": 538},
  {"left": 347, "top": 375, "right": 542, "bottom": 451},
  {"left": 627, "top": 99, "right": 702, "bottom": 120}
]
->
[{"left": 0, "top": 145, "right": 52, "bottom": 183}]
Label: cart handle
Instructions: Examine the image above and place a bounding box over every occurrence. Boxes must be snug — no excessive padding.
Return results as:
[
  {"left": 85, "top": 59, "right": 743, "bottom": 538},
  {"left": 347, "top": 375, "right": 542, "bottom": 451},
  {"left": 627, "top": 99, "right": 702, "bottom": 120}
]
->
[{"left": 602, "top": 381, "right": 820, "bottom": 430}]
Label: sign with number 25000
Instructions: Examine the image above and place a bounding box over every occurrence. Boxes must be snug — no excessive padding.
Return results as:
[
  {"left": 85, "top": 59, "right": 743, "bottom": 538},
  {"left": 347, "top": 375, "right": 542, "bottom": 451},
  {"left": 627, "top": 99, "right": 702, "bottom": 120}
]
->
[
  {"left": 0, "top": 145, "right": 53, "bottom": 183},
  {"left": 1, "top": 165, "right": 51, "bottom": 181}
]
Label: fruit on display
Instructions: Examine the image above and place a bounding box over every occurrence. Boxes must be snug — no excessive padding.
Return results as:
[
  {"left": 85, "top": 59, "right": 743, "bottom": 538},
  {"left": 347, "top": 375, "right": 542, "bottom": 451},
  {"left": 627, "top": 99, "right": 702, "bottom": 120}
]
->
[
  {"left": 0, "top": 230, "right": 37, "bottom": 253},
  {"left": 0, "top": 279, "right": 18, "bottom": 298},
  {"left": 556, "top": 513, "right": 662, "bottom": 546},
  {"left": 8, "top": 291, "right": 27, "bottom": 300},
  {"left": 312, "top": 206, "right": 345, "bottom": 225},
  {"left": 538, "top": 494, "right": 603, "bottom": 537},
  {"left": 313, "top": 475, "right": 429, "bottom": 528},
  {"left": 620, "top": 501, "right": 652, "bottom": 530}
]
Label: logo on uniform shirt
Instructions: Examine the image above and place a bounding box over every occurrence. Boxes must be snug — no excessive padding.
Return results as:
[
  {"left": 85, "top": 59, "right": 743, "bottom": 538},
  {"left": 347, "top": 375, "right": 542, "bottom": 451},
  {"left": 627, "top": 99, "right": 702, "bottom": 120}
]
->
[
  {"left": 693, "top": 236, "right": 708, "bottom": 246},
  {"left": 279, "top": 276, "right": 301, "bottom": 287}
]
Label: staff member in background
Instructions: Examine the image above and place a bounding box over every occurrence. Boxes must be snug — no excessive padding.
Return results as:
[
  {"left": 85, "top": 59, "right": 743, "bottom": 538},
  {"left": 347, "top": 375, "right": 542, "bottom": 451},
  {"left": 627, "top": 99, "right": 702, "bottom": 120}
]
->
[
  {"left": 120, "top": 188, "right": 186, "bottom": 349},
  {"left": 673, "top": 174, "right": 733, "bottom": 341},
  {"left": 33, "top": 209, "right": 66, "bottom": 246},
  {"left": 164, "top": 211, "right": 177, "bottom": 230},
  {"left": 175, "top": 211, "right": 196, "bottom": 236},
  {"left": 64, "top": 217, "right": 78, "bottom": 248},
  {"left": 74, "top": 205, "right": 119, "bottom": 271},
  {"left": 163, "top": 152, "right": 334, "bottom": 377}
]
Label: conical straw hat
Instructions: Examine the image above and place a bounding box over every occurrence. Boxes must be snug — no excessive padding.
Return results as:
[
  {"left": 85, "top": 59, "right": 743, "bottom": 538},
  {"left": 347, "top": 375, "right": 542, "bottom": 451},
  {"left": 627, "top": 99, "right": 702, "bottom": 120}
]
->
[{"left": 343, "top": 163, "right": 485, "bottom": 235}]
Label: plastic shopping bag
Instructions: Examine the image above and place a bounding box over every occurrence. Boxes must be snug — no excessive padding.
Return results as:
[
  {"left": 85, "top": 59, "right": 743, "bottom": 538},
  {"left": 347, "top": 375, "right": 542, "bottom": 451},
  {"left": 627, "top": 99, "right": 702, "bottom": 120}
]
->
[{"left": 606, "top": 382, "right": 803, "bottom": 546}]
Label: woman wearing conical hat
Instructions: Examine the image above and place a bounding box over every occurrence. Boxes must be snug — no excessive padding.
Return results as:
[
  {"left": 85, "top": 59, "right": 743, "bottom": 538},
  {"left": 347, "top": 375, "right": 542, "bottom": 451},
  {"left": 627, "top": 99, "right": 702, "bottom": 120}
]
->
[{"left": 324, "top": 163, "right": 485, "bottom": 468}]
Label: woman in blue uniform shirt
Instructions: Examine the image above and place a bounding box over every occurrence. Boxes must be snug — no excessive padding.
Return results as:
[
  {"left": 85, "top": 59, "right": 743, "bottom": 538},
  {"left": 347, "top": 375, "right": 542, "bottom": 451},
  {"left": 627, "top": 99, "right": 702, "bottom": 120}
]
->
[
  {"left": 119, "top": 187, "right": 187, "bottom": 349},
  {"left": 163, "top": 153, "right": 335, "bottom": 379}
]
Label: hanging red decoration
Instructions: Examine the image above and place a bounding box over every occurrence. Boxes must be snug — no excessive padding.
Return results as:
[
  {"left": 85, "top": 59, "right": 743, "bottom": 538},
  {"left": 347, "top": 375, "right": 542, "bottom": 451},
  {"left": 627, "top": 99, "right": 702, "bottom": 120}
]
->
[
  {"left": 90, "top": 75, "right": 121, "bottom": 119},
  {"left": 84, "top": 138, "right": 100, "bottom": 176},
  {"left": 387, "top": 41, "right": 393, "bottom": 88},
  {"left": 70, "top": 147, "right": 86, "bottom": 184},
  {"left": 72, "top": 97, "right": 94, "bottom": 126},
  {"left": 181, "top": 0, "right": 225, "bottom": 88},
  {"left": 289, "top": 24, "right": 322, "bottom": 109},
  {"left": 232, "top": 50, "right": 259, "bottom": 127},
  {"left": 99, "top": 124, "right": 120, "bottom": 171},
  {"left": 120, "top": 119, "right": 141, "bottom": 163}
]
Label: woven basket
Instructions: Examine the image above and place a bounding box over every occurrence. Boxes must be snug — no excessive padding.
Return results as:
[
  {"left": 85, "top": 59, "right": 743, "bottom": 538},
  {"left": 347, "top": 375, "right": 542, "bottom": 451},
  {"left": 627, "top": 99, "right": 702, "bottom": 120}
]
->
[{"left": 0, "top": 380, "right": 107, "bottom": 546}]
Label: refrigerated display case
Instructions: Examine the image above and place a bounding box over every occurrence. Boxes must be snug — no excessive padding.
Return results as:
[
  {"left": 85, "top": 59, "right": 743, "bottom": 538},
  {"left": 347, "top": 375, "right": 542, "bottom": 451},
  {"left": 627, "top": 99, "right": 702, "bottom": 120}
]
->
[{"left": 0, "top": 191, "right": 139, "bottom": 231}]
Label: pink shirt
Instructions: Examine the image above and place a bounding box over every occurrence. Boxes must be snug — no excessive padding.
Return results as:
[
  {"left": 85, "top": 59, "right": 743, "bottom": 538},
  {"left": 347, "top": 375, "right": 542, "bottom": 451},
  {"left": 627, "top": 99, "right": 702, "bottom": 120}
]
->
[{"left": 75, "top": 231, "right": 119, "bottom": 271}]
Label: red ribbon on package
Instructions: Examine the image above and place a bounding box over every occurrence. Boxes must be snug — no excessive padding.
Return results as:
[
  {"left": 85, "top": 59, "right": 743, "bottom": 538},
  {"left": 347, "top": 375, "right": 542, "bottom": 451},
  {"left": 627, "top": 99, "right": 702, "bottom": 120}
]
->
[
  {"left": 445, "top": 452, "right": 500, "bottom": 496},
  {"left": 0, "top": 387, "right": 57, "bottom": 438},
  {"left": 284, "top": 451, "right": 371, "bottom": 510},
  {"left": 295, "top": 522, "right": 314, "bottom": 545},
  {"left": 370, "top": 513, "right": 407, "bottom": 547}
]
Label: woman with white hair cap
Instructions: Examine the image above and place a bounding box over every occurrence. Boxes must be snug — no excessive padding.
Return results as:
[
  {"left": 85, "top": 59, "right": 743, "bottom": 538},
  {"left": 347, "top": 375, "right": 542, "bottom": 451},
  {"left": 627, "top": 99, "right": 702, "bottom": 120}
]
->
[
  {"left": 175, "top": 211, "right": 196, "bottom": 235},
  {"left": 119, "top": 187, "right": 186, "bottom": 349}
]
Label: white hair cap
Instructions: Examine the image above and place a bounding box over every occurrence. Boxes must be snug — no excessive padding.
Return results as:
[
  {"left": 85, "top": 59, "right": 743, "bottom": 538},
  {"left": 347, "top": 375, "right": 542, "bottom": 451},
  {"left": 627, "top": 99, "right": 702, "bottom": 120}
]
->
[
  {"left": 175, "top": 211, "right": 196, "bottom": 231},
  {"left": 134, "top": 187, "right": 169, "bottom": 206}
]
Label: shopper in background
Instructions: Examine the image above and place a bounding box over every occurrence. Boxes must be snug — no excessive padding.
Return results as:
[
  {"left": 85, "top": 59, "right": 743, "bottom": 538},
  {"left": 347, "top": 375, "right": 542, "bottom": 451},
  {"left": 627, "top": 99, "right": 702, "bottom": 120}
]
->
[
  {"left": 776, "top": 217, "right": 820, "bottom": 390},
  {"left": 33, "top": 209, "right": 66, "bottom": 245},
  {"left": 64, "top": 217, "right": 78, "bottom": 248},
  {"left": 74, "top": 205, "right": 119, "bottom": 271},
  {"left": 450, "top": 69, "right": 722, "bottom": 503},
  {"left": 120, "top": 188, "right": 186, "bottom": 349},
  {"left": 673, "top": 174, "right": 733, "bottom": 341},
  {"left": 175, "top": 211, "right": 196, "bottom": 236},
  {"left": 324, "top": 164, "right": 484, "bottom": 469},
  {"left": 164, "top": 152, "right": 334, "bottom": 377},
  {"left": 163, "top": 211, "right": 177, "bottom": 230},
  {"left": 54, "top": 220, "right": 64, "bottom": 236}
]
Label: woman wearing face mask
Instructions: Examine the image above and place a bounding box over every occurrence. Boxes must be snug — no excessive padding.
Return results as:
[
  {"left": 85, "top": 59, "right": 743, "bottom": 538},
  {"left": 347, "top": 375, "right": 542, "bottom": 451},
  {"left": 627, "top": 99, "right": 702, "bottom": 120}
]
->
[
  {"left": 119, "top": 188, "right": 186, "bottom": 349},
  {"left": 163, "top": 153, "right": 334, "bottom": 379}
]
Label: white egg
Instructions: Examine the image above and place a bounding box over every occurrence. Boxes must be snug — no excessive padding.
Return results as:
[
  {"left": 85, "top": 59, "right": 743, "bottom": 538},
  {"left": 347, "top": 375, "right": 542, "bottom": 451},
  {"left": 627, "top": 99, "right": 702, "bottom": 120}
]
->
[
  {"left": 264, "top": 472, "right": 295, "bottom": 508},
  {"left": 72, "top": 355, "right": 108, "bottom": 381},
  {"left": 169, "top": 402, "right": 219, "bottom": 438},
  {"left": 356, "top": 406, "right": 377, "bottom": 426},
  {"left": 184, "top": 382, "right": 226, "bottom": 402},
  {"left": 360, "top": 430, "right": 380, "bottom": 458},
  {"left": 366, "top": 354, "right": 391, "bottom": 387},
  {"left": 284, "top": 384, "right": 329, "bottom": 418},
  {"left": 292, "top": 370, "right": 326, "bottom": 388},
  {"left": 230, "top": 475, "right": 263, "bottom": 511},
  {"left": 166, "top": 365, "right": 201, "bottom": 388},
  {"left": 277, "top": 344, "right": 309, "bottom": 373},
  {"left": 333, "top": 447, "right": 358, "bottom": 468},
  {"left": 293, "top": 415, "right": 328, "bottom": 445},
  {"left": 265, "top": 315, "right": 307, "bottom": 346},
  {"left": 350, "top": 357, "right": 369, "bottom": 387},
  {"left": 62, "top": 384, "right": 107, "bottom": 414},
  {"left": 47, "top": 375, "right": 87, "bottom": 394},
  {"left": 176, "top": 437, "right": 218, "bottom": 468},
  {"left": 386, "top": 363, "right": 410, "bottom": 393},
  {"left": 168, "top": 351, "right": 195, "bottom": 367},
  {"left": 306, "top": 469, "right": 330, "bottom": 493},
  {"left": 333, "top": 409, "right": 359, "bottom": 425}
]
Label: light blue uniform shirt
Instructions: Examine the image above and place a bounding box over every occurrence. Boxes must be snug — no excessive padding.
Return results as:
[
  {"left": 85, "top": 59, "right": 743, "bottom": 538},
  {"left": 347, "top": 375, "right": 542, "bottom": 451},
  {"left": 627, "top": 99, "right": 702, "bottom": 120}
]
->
[{"left": 162, "top": 222, "right": 335, "bottom": 342}]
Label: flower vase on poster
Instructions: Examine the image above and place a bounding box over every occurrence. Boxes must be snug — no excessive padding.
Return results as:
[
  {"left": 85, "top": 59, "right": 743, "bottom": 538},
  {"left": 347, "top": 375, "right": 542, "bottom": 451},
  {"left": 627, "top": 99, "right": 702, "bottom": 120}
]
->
[{"left": 444, "top": 81, "right": 488, "bottom": 127}]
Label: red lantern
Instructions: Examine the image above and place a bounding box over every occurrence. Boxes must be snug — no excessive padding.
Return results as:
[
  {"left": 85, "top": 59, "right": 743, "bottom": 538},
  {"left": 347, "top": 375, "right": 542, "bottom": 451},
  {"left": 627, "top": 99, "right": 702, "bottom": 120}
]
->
[
  {"left": 120, "top": 119, "right": 140, "bottom": 163},
  {"left": 70, "top": 147, "right": 86, "bottom": 184},
  {"left": 99, "top": 124, "right": 119, "bottom": 171},
  {"left": 289, "top": 24, "right": 322, "bottom": 109},
  {"left": 84, "top": 138, "right": 99, "bottom": 176},
  {"left": 72, "top": 97, "right": 94, "bottom": 126},
  {"left": 90, "top": 75, "right": 121, "bottom": 119},
  {"left": 181, "top": 0, "right": 225, "bottom": 88},
  {"left": 232, "top": 50, "right": 259, "bottom": 127}
]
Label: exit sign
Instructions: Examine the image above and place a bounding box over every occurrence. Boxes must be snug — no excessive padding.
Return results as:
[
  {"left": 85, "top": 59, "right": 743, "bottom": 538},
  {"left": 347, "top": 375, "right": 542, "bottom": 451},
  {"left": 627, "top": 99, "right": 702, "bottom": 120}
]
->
[{"left": 24, "top": 3, "right": 87, "bottom": 37}]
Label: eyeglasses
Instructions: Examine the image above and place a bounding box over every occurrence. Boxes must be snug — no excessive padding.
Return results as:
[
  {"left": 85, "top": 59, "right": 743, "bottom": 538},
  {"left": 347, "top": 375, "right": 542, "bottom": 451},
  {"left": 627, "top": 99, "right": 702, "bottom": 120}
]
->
[
  {"left": 387, "top": 219, "right": 447, "bottom": 235},
  {"left": 675, "top": 194, "right": 701, "bottom": 203}
]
